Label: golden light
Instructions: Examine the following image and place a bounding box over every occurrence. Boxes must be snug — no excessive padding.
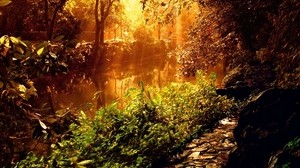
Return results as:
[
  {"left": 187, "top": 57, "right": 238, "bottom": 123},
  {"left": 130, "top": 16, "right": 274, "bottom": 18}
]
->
[{"left": 121, "top": 0, "right": 143, "bottom": 30}]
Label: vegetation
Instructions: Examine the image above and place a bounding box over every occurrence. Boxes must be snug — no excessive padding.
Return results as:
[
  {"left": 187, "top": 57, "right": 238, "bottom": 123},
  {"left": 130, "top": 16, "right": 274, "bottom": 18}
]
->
[
  {"left": 1, "top": 0, "right": 299, "bottom": 167},
  {"left": 0, "top": 34, "right": 70, "bottom": 166},
  {"left": 0, "top": 0, "right": 80, "bottom": 40},
  {"left": 178, "top": 0, "right": 299, "bottom": 88},
  {"left": 16, "top": 72, "right": 238, "bottom": 168}
]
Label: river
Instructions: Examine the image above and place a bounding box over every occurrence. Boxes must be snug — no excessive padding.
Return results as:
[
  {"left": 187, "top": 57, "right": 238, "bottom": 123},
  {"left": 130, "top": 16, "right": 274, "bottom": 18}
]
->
[{"left": 51, "top": 41, "right": 225, "bottom": 115}]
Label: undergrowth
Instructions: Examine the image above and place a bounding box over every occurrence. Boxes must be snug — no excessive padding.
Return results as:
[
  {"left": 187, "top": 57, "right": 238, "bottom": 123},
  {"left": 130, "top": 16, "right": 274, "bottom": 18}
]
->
[{"left": 16, "top": 71, "right": 238, "bottom": 168}]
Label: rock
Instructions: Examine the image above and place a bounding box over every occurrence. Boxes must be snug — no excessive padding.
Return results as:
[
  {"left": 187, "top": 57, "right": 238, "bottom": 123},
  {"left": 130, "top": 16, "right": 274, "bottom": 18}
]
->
[
  {"left": 219, "top": 62, "right": 276, "bottom": 100},
  {"left": 188, "top": 152, "right": 200, "bottom": 159},
  {"left": 164, "top": 118, "right": 237, "bottom": 168},
  {"left": 222, "top": 63, "right": 275, "bottom": 89},
  {"left": 198, "top": 154, "right": 216, "bottom": 160},
  {"left": 216, "top": 86, "right": 254, "bottom": 100},
  {"left": 186, "top": 143, "right": 197, "bottom": 149},
  {"left": 206, "top": 163, "right": 219, "bottom": 168},
  {"left": 191, "top": 147, "right": 207, "bottom": 152},
  {"left": 226, "top": 88, "right": 300, "bottom": 168}
]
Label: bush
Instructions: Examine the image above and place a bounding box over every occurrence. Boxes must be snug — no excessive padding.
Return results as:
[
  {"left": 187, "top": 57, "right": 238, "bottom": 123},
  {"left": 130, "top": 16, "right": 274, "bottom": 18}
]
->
[{"left": 16, "top": 71, "right": 238, "bottom": 168}]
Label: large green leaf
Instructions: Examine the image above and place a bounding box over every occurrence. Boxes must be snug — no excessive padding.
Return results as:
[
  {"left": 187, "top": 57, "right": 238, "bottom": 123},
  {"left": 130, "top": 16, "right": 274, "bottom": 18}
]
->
[
  {"left": 0, "top": 35, "right": 9, "bottom": 47},
  {"left": 0, "top": 0, "right": 11, "bottom": 7},
  {"left": 77, "top": 160, "right": 93, "bottom": 166},
  {"left": 9, "top": 36, "right": 20, "bottom": 44}
]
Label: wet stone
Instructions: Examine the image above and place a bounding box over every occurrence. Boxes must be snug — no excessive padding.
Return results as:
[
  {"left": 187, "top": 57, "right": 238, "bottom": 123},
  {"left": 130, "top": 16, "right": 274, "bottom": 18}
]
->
[
  {"left": 165, "top": 118, "right": 237, "bottom": 168},
  {"left": 186, "top": 143, "right": 197, "bottom": 149},
  {"left": 199, "top": 154, "right": 216, "bottom": 160},
  {"left": 188, "top": 152, "right": 200, "bottom": 158},
  {"left": 207, "top": 148, "right": 216, "bottom": 153},
  {"left": 192, "top": 147, "right": 208, "bottom": 152}
]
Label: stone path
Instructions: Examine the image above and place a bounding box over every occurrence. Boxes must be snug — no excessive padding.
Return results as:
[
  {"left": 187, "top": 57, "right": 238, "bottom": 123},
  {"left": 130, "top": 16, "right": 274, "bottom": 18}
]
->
[{"left": 165, "top": 118, "right": 237, "bottom": 168}]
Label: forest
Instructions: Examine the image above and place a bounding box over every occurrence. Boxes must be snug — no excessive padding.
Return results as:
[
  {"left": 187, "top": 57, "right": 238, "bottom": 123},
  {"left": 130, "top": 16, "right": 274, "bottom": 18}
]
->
[{"left": 0, "top": 0, "right": 299, "bottom": 167}]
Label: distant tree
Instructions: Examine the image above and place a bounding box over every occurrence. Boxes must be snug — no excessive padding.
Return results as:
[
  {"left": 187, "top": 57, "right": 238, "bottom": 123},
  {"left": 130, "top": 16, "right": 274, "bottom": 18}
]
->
[
  {"left": 141, "top": 0, "right": 197, "bottom": 40},
  {"left": 179, "top": 0, "right": 299, "bottom": 87},
  {"left": 0, "top": 0, "right": 30, "bottom": 36},
  {"left": 0, "top": 0, "right": 80, "bottom": 40}
]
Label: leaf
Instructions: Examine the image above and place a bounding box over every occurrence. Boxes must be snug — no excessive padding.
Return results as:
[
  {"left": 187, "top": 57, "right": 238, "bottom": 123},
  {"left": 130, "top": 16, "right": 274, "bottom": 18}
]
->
[
  {"left": 25, "top": 51, "right": 31, "bottom": 58},
  {"left": 0, "top": 35, "right": 7, "bottom": 44},
  {"left": 19, "top": 40, "right": 28, "bottom": 47},
  {"left": 15, "top": 46, "right": 25, "bottom": 54},
  {"left": 14, "top": 53, "right": 24, "bottom": 59},
  {"left": 0, "top": 0, "right": 11, "bottom": 7},
  {"left": 18, "top": 84, "right": 27, "bottom": 93},
  {"left": 80, "top": 110, "right": 87, "bottom": 120},
  {"left": 77, "top": 160, "right": 93, "bottom": 166},
  {"left": 53, "top": 35, "right": 64, "bottom": 42},
  {"left": 77, "top": 166, "right": 87, "bottom": 168},
  {"left": 39, "top": 120, "right": 48, "bottom": 129},
  {"left": 9, "top": 36, "right": 20, "bottom": 44},
  {"left": 37, "top": 47, "right": 44, "bottom": 56},
  {"left": 49, "top": 52, "right": 57, "bottom": 59}
]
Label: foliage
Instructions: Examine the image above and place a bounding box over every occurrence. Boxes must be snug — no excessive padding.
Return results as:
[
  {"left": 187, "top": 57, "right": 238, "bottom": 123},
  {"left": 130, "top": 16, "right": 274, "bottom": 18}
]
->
[
  {"left": 0, "top": 0, "right": 81, "bottom": 40},
  {"left": 179, "top": 0, "right": 299, "bottom": 88},
  {"left": 0, "top": 35, "right": 70, "bottom": 167},
  {"left": 285, "top": 137, "right": 300, "bottom": 151},
  {"left": 273, "top": 136, "right": 300, "bottom": 168},
  {"left": 16, "top": 71, "right": 238, "bottom": 167},
  {"left": 141, "top": 0, "right": 197, "bottom": 24},
  {"left": 0, "top": 0, "right": 11, "bottom": 7}
]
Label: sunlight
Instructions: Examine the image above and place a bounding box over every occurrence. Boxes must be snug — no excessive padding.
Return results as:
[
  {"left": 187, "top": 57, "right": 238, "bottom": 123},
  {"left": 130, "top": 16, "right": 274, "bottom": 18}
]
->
[{"left": 122, "top": 0, "right": 143, "bottom": 30}]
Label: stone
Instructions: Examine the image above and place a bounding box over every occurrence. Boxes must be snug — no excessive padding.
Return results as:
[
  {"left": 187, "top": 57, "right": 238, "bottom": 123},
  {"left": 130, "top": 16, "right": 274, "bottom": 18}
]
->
[
  {"left": 174, "top": 164, "right": 184, "bottom": 168},
  {"left": 192, "top": 147, "right": 208, "bottom": 152},
  {"left": 206, "top": 149, "right": 216, "bottom": 153},
  {"left": 188, "top": 152, "right": 200, "bottom": 158},
  {"left": 164, "top": 116, "right": 238, "bottom": 168},
  {"left": 186, "top": 143, "right": 197, "bottom": 149},
  {"left": 226, "top": 88, "right": 300, "bottom": 168},
  {"left": 206, "top": 163, "right": 219, "bottom": 168},
  {"left": 199, "top": 154, "right": 216, "bottom": 160},
  {"left": 210, "top": 141, "right": 218, "bottom": 146}
]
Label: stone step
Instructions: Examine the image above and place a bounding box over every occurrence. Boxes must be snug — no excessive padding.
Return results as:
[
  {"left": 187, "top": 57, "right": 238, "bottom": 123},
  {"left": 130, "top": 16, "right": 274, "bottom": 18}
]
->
[{"left": 165, "top": 118, "right": 237, "bottom": 168}]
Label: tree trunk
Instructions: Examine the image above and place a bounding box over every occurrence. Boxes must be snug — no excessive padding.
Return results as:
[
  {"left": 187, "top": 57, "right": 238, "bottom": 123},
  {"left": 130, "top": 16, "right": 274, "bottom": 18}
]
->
[
  {"left": 44, "top": 0, "right": 49, "bottom": 40},
  {"left": 91, "top": 0, "right": 115, "bottom": 108},
  {"left": 49, "top": 0, "right": 67, "bottom": 40},
  {"left": 0, "top": 12, "right": 8, "bottom": 35}
]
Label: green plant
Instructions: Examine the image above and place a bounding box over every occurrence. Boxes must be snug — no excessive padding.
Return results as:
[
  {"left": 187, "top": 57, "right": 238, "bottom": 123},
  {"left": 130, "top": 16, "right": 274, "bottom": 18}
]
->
[
  {"left": 16, "top": 71, "right": 238, "bottom": 167},
  {"left": 284, "top": 137, "right": 300, "bottom": 152},
  {"left": 0, "top": 35, "right": 70, "bottom": 167}
]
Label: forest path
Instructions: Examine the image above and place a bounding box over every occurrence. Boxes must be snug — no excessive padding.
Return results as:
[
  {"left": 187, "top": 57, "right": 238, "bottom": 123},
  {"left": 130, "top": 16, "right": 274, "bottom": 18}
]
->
[{"left": 165, "top": 118, "right": 237, "bottom": 168}]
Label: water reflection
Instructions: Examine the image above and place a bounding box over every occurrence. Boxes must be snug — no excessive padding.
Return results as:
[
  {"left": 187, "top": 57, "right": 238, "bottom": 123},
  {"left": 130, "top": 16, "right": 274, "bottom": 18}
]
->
[
  {"left": 94, "top": 42, "right": 183, "bottom": 105},
  {"left": 52, "top": 41, "right": 225, "bottom": 112}
]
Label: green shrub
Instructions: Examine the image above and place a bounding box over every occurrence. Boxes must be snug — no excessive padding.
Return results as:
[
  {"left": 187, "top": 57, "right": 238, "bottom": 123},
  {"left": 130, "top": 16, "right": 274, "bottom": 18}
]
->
[{"left": 16, "top": 71, "right": 238, "bottom": 168}]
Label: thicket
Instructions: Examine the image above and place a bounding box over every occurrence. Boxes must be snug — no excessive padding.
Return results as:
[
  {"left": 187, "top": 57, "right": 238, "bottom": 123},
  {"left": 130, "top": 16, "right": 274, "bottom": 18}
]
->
[
  {"left": 16, "top": 72, "right": 238, "bottom": 168},
  {"left": 179, "top": 0, "right": 299, "bottom": 88},
  {"left": 0, "top": 34, "right": 89, "bottom": 167}
]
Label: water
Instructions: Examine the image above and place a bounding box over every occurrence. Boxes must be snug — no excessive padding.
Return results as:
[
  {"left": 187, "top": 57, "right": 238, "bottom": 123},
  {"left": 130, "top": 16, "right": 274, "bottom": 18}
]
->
[{"left": 52, "top": 41, "right": 225, "bottom": 114}]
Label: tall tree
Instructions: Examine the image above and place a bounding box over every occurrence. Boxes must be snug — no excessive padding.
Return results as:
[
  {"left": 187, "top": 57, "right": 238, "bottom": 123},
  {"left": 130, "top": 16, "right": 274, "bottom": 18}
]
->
[
  {"left": 44, "top": 0, "right": 68, "bottom": 40},
  {"left": 92, "top": 0, "right": 119, "bottom": 107},
  {"left": 179, "top": 0, "right": 299, "bottom": 88}
]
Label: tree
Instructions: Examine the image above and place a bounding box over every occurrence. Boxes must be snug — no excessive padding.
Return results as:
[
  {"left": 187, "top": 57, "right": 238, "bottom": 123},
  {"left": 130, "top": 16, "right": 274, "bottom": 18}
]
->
[
  {"left": 179, "top": 0, "right": 299, "bottom": 88},
  {"left": 0, "top": 0, "right": 80, "bottom": 40},
  {"left": 141, "top": 0, "right": 197, "bottom": 41},
  {"left": 44, "top": 0, "right": 68, "bottom": 40}
]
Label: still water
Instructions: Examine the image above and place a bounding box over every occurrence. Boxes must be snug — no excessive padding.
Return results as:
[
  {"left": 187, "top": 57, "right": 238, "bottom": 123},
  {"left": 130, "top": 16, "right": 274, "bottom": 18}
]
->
[{"left": 52, "top": 42, "right": 224, "bottom": 113}]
